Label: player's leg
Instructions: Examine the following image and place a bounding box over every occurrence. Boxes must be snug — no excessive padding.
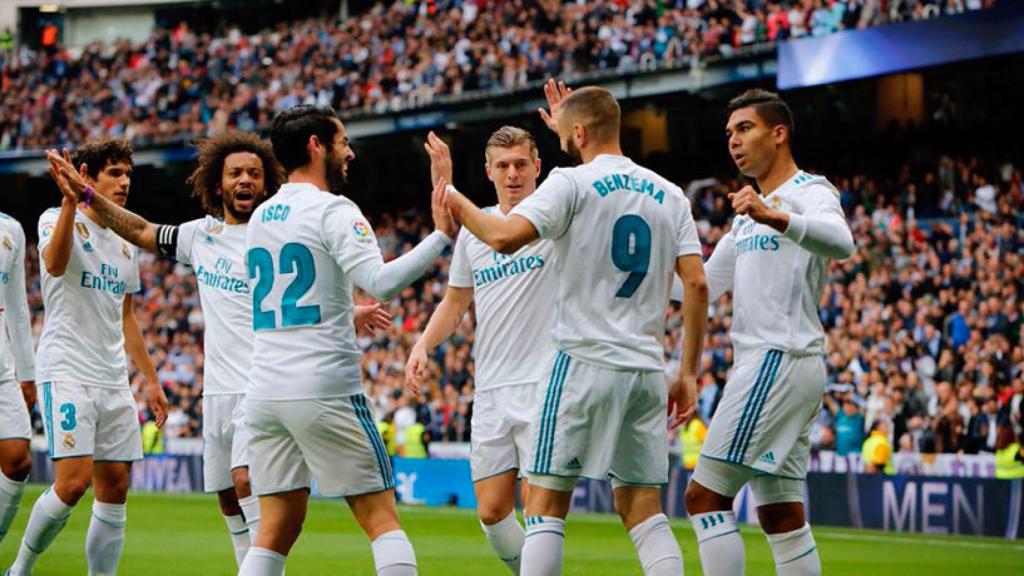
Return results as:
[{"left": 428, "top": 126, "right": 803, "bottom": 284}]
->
[
  {"left": 474, "top": 471, "right": 523, "bottom": 574},
  {"left": 314, "top": 394, "right": 415, "bottom": 575},
  {"left": 10, "top": 382, "right": 95, "bottom": 576},
  {"left": 237, "top": 398, "right": 311, "bottom": 576},
  {"left": 205, "top": 395, "right": 251, "bottom": 566},
  {"left": 85, "top": 387, "right": 144, "bottom": 575},
  {"left": 609, "top": 370, "right": 682, "bottom": 576},
  {"left": 685, "top": 349, "right": 782, "bottom": 576},
  {"left": 520, "top": 482, "right": 573, "bottom": 576},
  {"left": 749, "top": 355, "right": 824, "bottom": 576},
  {"left": 0, "top": 380, "right": 34, "bottom": 546},
  {"left": 231, "top": 397, "right": 260, "bottom": 544}
]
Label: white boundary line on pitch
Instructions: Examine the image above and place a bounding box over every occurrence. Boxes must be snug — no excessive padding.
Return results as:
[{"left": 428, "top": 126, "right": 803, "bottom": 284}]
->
[{"left": 814, "top": 530, "right": 1024, "bottom": 550}]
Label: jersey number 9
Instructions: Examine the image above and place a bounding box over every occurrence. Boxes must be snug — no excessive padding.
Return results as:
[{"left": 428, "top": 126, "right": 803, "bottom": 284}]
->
[{"left": 611, "top": 215, "right": 651, "bottom": 298}]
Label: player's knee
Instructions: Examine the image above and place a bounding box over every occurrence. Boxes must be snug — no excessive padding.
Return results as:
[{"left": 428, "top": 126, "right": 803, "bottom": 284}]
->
[
  {"left": 3, "top": 451, "right": 33, "bottom": 481},
  {"left": 684, "top": 480, "right": 727, "bottom": 515},
  {"left": 59, "top": 475, "right": 93, "bottom": 504},
  {"left": 477, "top": 503, "right": 513, "bottom": 526},
  {"left": 757, "top": 503, "right": 805, "bottom": 534},
  {"left": 232, "top": 468, "right": 251, "bottom": 496}
]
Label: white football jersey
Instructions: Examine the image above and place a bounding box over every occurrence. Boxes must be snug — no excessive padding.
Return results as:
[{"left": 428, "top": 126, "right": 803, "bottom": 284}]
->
[
  {"left": 511, "top": 154, "right": 701, "bottom": 372},
  {"left": 36, "top": 208, "right": 141, "bottom": 388},
  {"left": 246, "top": 183, "right": 379, "bottom": 400},
  {"left": 0, "top": 213, "right": 35, "bottom": 383},
  {"left": 448, "top": 207, "right": 557, "bottom": 390},
  {"left": 176, "top": 216, "right": 252, "bottom": 395},
  {"left": 705, "top": 170, "right": 850, "bottom": 356}
]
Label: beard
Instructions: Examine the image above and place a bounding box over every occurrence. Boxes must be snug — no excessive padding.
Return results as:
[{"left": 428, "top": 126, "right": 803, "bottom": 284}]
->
[
  {"left": 325, "top": 146, "right": 348, "bottom": 194},
  {"left": 565, "top": 138, "right": 583, "bottom": 165},
  {"left": 221, "top": 189, "right": 261, "bottom": 223}
]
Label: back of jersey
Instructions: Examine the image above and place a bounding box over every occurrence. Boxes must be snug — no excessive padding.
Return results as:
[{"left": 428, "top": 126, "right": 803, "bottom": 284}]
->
[
  {"left": 512, "top": 154, "right": 700, "bottom": 372},
  {"left": 245, "top": 183, "right": 364, "bottom": 400}
]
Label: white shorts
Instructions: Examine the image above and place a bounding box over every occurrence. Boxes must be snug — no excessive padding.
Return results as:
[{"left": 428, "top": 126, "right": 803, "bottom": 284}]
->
[
  {"left": 527, "top": 351, "right": 669, "bottom": 491},
  {"left": 203, "top": 394, "right": 251, "bottom": 492},
  {"left": 0, "top": 380, "right": 32, "bottom": 441},
  {"left": 38, "top": 381, "right": 143, "bottom": 462},
  {"left": 245, "top": 394, "right": 393, "bottom": 498},
  {"left": 696, "top": 348, "right": 825, "bottom": 492},
  {"left": 470, "top": 383, "right": 536, "bottom": 481}
]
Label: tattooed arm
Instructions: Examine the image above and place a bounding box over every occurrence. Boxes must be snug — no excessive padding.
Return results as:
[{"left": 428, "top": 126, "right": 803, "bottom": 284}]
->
[{"left": 89, "top": 193, "right": 161, "bottom": 253}]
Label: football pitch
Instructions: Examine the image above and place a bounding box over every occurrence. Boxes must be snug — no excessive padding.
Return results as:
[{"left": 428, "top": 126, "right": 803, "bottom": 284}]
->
[{"left": 1, "top": 485, "right": 1020, "bottom": 575}]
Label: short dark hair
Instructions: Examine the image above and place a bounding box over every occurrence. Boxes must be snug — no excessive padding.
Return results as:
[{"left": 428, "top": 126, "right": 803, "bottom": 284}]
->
[
  {"left": 728, "top": 89, "right": 795, "bottom": 139},
  {"left": 185, "top": 132, "right": 285, "bottom": 218},
  {"left": 72, "top": 138, "right": 133, "bottom": 179},
  {"left": 270, "top": 105, "right": 341, "bottom": 174},
  {"left": 560, "top": 86, "right": 621, "bottom": 144}
]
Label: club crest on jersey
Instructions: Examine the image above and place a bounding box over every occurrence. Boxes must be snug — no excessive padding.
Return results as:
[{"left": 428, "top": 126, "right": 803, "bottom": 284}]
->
[
  {"left": 121, "top": 243, "right": 132, "bottom": 260},
  {"left": 63, "top": 432, "right": 76, "bottom": 450},
  {"left": 770, "top": 196, "right": 782, "bottom": 209},
  {"left": 352, "top": 220, "right": 372, "bottom": 240},
  {"left": 41, "top": 224, "right": 54, "bottom": 238},
  {"left": 75, "top": 222, "right": 90, "bottom": 240},
  {"left": 1, "top": 234, "right": 11, "bottom": 251}
]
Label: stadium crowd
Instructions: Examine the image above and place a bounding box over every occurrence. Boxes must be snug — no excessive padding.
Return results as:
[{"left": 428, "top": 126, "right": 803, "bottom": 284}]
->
[
  {"left": 0, "top": 0, "right": 993, "bottom": 151},
  {"left": 18, "top": 150, "right": 1023, "bottom": 462}
]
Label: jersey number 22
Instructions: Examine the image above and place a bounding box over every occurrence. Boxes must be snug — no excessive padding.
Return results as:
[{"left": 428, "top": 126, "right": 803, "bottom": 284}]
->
[{"left": 248, "top": 243, "right": 321, "bottom": 330}]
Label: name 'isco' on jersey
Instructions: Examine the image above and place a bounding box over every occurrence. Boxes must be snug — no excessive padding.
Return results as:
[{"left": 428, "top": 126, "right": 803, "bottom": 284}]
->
[
  {"left": 176, "top": 215, "right": 252, "bottom": 395},
  {"left": 36, "top": 208, "right": 141, "bottom": 388},
  {"left": 245, "top": 183, "right": 383, "bottom": 400},
  {"left": 0, "top": 213, "right": 34, "bottom": 384},
  {"left": 448, "top": 207, "right": 557, "bottom": 391},
  {"left": 511, "top": 154, "right": 701, "bottom": 372}
]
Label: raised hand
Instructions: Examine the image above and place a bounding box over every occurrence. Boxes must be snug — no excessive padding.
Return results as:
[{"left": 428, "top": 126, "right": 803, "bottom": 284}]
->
[
  {"left": 538, "top": 78, "right": 573, "bottom": 134},
  {"left": 354, "top": 302, "right": 392, "bottom": 335},
  {"left": 47, "top": 148, "right": 90, "bottom": 198},
  {"left": 431, "top": 177, "right": 459, "bottom": 238},
  {"left": 729, "top": 185, "right": 771, "bottom": 222},
  {"left": 424, "top": 132, "right": 453, "bottom": 188}
]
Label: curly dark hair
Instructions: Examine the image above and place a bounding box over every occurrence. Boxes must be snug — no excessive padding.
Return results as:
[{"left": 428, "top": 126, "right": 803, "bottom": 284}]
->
[
  {"left": 72, "top": 138, "right": 133, "bottom": 179},
  {"left": 185, "top": 132, "right": 285, "bottom": 218}
]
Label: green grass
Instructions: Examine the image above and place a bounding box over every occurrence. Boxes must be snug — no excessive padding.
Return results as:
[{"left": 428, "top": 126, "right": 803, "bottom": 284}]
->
[{"left": 1, "top": 484, "right": 1021, "bottom": 575}]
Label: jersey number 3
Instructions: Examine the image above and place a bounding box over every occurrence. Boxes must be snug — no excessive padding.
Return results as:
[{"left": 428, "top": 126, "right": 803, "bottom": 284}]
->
[
  {"left": 248, "top": 243, "right": 321, "bottom": 330},
  {"left": 611, "top": 215, "right": 651, "bottom": 298}
]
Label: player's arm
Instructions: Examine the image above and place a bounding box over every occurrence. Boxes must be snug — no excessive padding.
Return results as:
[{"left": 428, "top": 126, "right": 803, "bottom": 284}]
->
[
  {"left": 41, "top": 200, "right": 77, "bottom": 278},
  {"left": 730, "top": 184, "right": 854, "bottom": 260},
  {"left": 344, "top": 179, "right": 457, "bottom": 302},
  {"left": 668, "top": 254, "right": 709, "bottom": 429},
  {"left": 405, "top": 285, "right": 473, "bottom": 393},
  {"left": 7, "top": 226, "right": 35, "bottom": 407},
  {"left": 445, "top": 189, "right": 538, "bottom": 254},
  {"left": 704, "top": 227, "right": 737, "bottom": 301},
  {"left": 122, "top": 295, "right": 168, "bottom": 427},
  {"left": 47, "top": 148, "right": 162, "bottom": 253}
]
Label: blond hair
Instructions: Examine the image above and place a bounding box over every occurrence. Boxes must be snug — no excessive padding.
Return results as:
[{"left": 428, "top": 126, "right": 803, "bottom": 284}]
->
[{"left": 485, "top": 126, "right": 538, "bottom": 163}]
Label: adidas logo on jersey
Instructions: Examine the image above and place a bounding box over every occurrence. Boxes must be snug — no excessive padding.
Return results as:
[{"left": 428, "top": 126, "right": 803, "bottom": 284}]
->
[
  {"left": 759, "top": 451, "right": 776, "bottom": 465},
  {"left": 567, "top": 457, "right": 582, "bottom": 471}
]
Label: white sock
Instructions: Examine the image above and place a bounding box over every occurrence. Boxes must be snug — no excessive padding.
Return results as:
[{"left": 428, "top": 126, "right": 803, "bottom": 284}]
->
[
  {"left": 237, "top": 546, "right": 286, "bottom": 576},
  {"left": 239, "top": 495, "right": 261, "bottom": 545},
  {"left": 371, "top": 529, "right": 417, "bottom": 575},
  {"left": 224, "top": 513, "right": 251, "bottom": 567},
  {"left": 766, "top": 524, "right": 820, "bottom": 575},
  {"left": 9, "top": 487, "right": 74, "bottom": 576},
  {"left": 480, "top": 511, "right": 525, "bottom": 574},
  {"left": 86, "top": 501, "right": 127, "bottom": 576},
  {"left": 629, "top": 513, "right": 683, "bottom": 576},
  {"left": 691, "top": 511, "right": 745, "bottom": 576},
  {"left": 0, "top": 468, "right": 27, "bottom": 544},
  {"left": 520, "top": 516, "right": 565, "bottom": 576}
]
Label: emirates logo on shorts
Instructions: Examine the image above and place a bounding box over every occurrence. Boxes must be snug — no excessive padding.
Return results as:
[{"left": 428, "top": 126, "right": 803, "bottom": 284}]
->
[{"left": 63, "top": 432, "right": 76, "bottom": 450}]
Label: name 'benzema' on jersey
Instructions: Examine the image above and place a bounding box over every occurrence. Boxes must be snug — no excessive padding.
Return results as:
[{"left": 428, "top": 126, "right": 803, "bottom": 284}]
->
[
  {"left": 175, "top": 215, "right": 253, "bottom": 395},
  {"left": 36, "top": 208, "right": 141, "bottom": 388}
]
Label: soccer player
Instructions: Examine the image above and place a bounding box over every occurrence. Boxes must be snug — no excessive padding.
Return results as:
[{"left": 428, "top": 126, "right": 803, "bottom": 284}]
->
[
  {"left": 46, "top": 133, "right": 393, "bottom": 567},
  {"left": 9, "top": 139, "right": 169, "bottom": 576},
  {"left": 0, "top": 211, "right": 35, "bottom": 552},
  {"left": 683, "top": 89, "right": 854, "bottom": 576},
  {"left": 237, "top": 105, "right": 458, "bottom": 576},
  {"left": 405, "top": 126, "right": 556, "bottom": 574},
  {"left": 444, "top": 81, "right": 710, "bottom": 576}
]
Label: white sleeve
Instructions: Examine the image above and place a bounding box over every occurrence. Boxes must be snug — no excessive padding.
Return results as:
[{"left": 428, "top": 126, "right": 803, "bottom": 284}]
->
[
  {"left": 323, "top": 201, "right": 451, "bottom": 301},
  {"left": 510, "top": 170, "right": 576, "bottom": 240},
  {"left": 173, "top": 219, "right": 203, "bottom": 266},
  {"left": 676, "top": 195, "right": 702, "bottom": 257},
  {"left": 447, "top": 229, "right": 474, "bottom": 289},
  {"left": 6, "top": 224, "right": 34, "bottom": 382},
  {"left": 705, "top": 227, "right": 736, "bottom": 302},
  {"left": 126, "top": 246, "right": 142, "bottom": 295},
  {"left": 783, "top": 184, "right": 854, "bottom": 260}
]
